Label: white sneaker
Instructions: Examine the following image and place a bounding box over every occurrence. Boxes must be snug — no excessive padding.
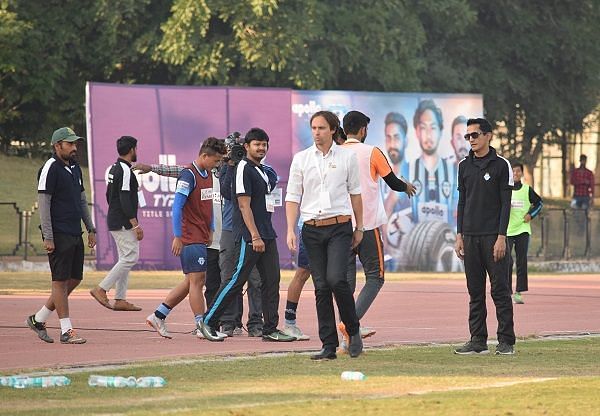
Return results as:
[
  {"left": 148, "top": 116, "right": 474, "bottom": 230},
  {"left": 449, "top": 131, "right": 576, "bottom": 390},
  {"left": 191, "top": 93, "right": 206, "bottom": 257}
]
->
[
  {"left": 196, "top": 329, "right": 228, "bottom": 339},
  {"left": 146, "top": 313, "right": 172, "bottom": 339},
  {"left": 360, "top": 326, "right": 376, "bottom": 339},
  {"left": 282, "top": 323, "right": 310, "bottom": 341}
]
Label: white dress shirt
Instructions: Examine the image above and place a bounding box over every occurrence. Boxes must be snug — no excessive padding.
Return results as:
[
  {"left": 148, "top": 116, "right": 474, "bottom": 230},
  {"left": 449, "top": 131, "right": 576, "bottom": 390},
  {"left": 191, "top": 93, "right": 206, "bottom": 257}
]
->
[{"left": 285, "top": 142, "right": 361, "bottom": 223}]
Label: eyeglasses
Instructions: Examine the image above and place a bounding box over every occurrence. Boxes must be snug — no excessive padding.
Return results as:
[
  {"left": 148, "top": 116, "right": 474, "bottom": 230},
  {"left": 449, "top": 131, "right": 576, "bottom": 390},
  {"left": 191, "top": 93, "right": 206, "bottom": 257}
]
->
[{"left": 464, "top": 131, "right": 487, "bottom": 140}]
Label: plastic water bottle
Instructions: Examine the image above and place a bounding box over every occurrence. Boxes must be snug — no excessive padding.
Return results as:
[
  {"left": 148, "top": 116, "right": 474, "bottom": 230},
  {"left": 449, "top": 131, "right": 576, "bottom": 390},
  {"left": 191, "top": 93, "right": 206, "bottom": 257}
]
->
[
  {"left": 136, "top": 376, "right": 167, "bottom": 388},
  {"left": 341, "top": 371, "right": 366, "bottom": 381},
  {"left": 9, "top": 376, "right": 71, "bottom": 388},
  {"left": 88, "top": 375, "right": 137, "bottom": 388}
]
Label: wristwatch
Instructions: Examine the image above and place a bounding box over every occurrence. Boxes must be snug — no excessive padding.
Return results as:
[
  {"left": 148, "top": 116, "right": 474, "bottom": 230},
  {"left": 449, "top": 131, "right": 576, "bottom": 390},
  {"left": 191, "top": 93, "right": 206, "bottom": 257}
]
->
[
  {"left": 88, "top": 228, "right": 96, "bottom": 234},
  {"left": 354, "top": 227, "right": 365, "bottom": 232}
]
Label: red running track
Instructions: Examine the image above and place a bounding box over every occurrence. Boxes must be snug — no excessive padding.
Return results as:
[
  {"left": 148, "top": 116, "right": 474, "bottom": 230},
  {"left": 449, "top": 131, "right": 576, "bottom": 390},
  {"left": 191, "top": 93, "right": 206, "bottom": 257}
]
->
[{"left": 0, "top": 275, "right": 599, "bottom": 371}]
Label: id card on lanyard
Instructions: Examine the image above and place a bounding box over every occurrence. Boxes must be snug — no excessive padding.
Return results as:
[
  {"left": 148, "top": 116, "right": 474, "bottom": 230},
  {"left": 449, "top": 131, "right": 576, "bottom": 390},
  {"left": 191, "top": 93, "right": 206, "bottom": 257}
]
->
[{"left": 255, "top": 166, "right": 275, "bottom": 212}]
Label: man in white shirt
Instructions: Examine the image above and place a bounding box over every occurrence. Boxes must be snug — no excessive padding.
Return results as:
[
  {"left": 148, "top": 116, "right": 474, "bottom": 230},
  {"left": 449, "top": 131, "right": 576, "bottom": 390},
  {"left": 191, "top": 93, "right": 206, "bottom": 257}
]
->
[{"left": 285, "top": 110, "right": 365, "bottom": 360}]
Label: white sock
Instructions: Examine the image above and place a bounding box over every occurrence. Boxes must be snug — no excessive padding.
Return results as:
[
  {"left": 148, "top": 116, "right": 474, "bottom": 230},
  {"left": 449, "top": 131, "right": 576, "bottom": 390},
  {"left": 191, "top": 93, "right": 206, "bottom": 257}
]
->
[
  {"left": 59, "top": 318, "right": 73, "bottom": 334},
  {"left": 34, "top": 306, "right": 53, "bottom": 323}
]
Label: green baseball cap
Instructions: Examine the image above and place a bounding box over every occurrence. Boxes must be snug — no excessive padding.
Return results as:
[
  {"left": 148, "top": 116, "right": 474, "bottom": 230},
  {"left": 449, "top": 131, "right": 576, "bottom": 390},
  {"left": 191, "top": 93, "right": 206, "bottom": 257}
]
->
[{"left": 51, "top": 127, "right": 85, "bottom": 145}]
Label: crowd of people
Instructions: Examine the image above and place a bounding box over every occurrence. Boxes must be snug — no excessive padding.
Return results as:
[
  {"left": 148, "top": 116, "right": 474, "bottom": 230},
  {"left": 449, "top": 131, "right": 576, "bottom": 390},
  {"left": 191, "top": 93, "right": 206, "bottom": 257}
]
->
[{"left": 24, "top": 109, "right": 594, "bottom": 358}]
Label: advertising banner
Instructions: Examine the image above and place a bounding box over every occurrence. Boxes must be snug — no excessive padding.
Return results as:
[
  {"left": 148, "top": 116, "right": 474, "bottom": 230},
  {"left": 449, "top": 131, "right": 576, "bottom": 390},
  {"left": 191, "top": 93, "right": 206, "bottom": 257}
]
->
[{"left": 87, "top": 83, "right": 482, "bottom": 271}]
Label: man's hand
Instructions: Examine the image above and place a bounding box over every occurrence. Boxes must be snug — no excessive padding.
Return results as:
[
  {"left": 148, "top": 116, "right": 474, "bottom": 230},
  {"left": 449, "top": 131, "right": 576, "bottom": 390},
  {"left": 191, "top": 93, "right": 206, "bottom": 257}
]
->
[
  {"left": 404, "top": 181, "right": 417, "bottom": 198},
  {"left": 44, "top": 239, "right": 55, "bottom": 254},
  {"left": 132, "top": 163, "right": 151, "bottom": 174},
  {"left": 88, "top": 232, "right": 97, "bottom": 248},
  {"left": 454, "top": 233, "right": 464, "bottom": 260},
  {"left": 523, "top": 213, "right": 532, "bottom": 223},
  {"left": 134, "top": 226, "right": 144, "bottom": 241},
  {"left": 351, "top": 230, "right": 363, "bottom": 249},
  {"left": 251, "top": 237, "right": 265, "bottom": 253},
  {"left": 493, "top": 235, "right": 507, "bottom": 262},
  {"left": 287, "top": 231, "right": 297, "bottom": 252},
  {"left": 171, "top": 237, "right": 183, "bottom": 256}
]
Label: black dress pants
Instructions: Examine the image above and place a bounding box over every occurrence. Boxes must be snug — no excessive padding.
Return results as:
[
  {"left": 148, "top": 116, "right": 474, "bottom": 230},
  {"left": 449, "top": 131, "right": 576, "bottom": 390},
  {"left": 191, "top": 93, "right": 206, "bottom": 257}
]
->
[
  {"left": 507, "top": 232, "right": 529, "bottom": 293},
  {"left": 463, "top": 234, "right": 515, "bottom": 345},
  {"left": 302, "top": 221, "right": 359, "bottom": 351}
]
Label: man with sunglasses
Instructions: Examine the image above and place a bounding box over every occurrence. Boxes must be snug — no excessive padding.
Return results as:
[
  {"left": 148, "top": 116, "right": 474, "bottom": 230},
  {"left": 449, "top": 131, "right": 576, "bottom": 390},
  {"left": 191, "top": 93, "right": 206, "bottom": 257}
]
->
[{"left": 454, "top": 118, "right": 516, "bottom": 356}]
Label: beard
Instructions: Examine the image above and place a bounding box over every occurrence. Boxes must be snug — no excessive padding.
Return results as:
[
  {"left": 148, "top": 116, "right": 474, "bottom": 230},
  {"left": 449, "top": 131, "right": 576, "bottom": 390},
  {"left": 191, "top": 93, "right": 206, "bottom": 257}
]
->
[
  {"left": 387, "top": 148, "right": 404, "bottom": 165},
  {"left": 131, "top": 152, "right": 138, "bottom": 163}
]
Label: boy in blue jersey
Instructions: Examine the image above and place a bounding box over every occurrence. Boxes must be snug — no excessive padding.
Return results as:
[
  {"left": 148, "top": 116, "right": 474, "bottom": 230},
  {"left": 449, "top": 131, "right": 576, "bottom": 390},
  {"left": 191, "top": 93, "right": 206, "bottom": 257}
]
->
[{"left": 146, "top": 138, "right": 227, "bottom": 339}]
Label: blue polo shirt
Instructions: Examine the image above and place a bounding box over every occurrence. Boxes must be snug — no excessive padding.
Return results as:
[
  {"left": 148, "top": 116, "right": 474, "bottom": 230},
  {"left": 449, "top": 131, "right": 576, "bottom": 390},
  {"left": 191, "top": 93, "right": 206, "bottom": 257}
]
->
[
  {"left": 232, "top": 158, "right": 277, "bottom": 243},
  {"left": 37, "top": 155, "right": 84, "bottom": 236}
]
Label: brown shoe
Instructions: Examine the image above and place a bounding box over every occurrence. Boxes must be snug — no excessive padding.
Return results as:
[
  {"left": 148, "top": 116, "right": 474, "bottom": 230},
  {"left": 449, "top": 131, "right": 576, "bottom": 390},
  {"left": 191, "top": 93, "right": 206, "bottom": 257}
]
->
[
  {"left": 90, "top": 287, "right": 113, "bottom": 309},
  {"left": 113, "top": 299, "right": 142, "bottom": 311}
]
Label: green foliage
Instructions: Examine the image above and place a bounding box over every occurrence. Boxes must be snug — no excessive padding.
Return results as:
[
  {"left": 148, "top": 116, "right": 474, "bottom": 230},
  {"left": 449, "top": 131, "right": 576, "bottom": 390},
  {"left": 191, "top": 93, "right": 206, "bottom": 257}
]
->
[{"left": 0, "top": 0, "right": 598, "bottom": 167}]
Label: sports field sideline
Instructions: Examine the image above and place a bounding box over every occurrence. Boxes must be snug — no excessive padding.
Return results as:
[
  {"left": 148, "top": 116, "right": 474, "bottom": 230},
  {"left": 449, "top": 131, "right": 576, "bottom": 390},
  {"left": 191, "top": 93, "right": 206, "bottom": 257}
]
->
[{"left": 1, "top": 271, "right": 599, "bottom": 415}]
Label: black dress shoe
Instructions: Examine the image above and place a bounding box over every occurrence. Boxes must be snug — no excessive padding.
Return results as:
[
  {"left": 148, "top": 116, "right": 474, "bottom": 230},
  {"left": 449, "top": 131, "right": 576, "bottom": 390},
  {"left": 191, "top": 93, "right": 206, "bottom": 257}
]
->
[
  {"left": 348, "top": 333, "right": 363, "bottom": 358},
  {"left": 311, "top": 349, "right": 337, "bottom": 360}
]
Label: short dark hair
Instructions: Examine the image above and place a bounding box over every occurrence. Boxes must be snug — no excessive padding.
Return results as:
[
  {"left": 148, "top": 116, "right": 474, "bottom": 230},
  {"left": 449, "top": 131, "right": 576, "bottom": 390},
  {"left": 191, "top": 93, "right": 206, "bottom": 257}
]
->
[
  {"left": 467, "top": 117, "right": 493, "bottom": 133},
  {"left": 200, "top": 137, "right": 227, "bottom": 156},
  {"left": 310, "top": 110, "right": 340, "bottom": 131},
  {"left": 384, "top": 112, "right": 408, "bottom": 137},
  {"left": 580, "top": 154, "right": 587, "bottom": 161},
  {"left": 244, "top": 127, "right": 270, "bottom": 144},
  {"left": 413, "top": 100, "right": 443, "bottom": 130},
  {"left": 342, "top": 111, "right": 370, "bottom": 135},
  {"left": 116, "top": 136, "right": 137, "bottom": 156},
  {"left": 512, "top": 161, "right": 524, "bottom": 171},
  {"left": 451, "top": 115, "right": 468, "bottom": 133}
]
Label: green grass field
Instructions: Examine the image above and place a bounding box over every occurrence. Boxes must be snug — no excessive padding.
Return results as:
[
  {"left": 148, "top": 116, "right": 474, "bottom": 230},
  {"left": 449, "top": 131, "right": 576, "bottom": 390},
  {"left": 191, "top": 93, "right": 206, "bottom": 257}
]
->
[{"left": 1, "top": 337, "right": 598, "bottom": 415}]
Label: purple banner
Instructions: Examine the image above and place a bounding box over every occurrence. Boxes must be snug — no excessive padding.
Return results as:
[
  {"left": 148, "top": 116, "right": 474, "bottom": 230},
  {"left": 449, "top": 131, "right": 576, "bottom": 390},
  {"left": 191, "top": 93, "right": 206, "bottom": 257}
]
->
[
  {"left": 86, "top": 83, "right": 291, "bottom": 270},
  {"left": 86, "top": 83, "right": 482, "bottom": 271}
]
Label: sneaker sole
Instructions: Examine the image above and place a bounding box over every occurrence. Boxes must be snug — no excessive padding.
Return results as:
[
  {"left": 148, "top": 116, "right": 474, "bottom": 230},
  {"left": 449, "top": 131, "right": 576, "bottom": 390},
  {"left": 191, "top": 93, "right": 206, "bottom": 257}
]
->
[
  {"left": 495, "top": 351, "right": 515, "bottom": 355},
  {"left": 454, "top": 350, "right": 490, "bottom": 355},
  {"left": 26, "top": 318, "right": 54, "bottom": 343},
  {"left": 360, "top": 330, "right": 376, "bottom": 339},
  {"left": 262, "top": 337, "right": 296, "bottom": 342},
  {"left": 60, "top": 338, "right": 86, "bottom": 344},
  {"left": 146, "top": 319, "right": 173, "bottom": 339}
]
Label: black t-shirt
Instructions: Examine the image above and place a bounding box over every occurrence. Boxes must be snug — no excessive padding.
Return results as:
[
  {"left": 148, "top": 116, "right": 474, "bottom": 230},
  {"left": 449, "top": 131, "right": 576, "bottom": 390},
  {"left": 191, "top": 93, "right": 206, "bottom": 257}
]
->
[
  {"left": 37, "top": 155, "right": 85, "bottom": 236},
  {"left": 106, "top": 158, "right": 139, "bottom": 231},
  {"left": 232, "top": 158, "right": 277, "bottom": 243}
]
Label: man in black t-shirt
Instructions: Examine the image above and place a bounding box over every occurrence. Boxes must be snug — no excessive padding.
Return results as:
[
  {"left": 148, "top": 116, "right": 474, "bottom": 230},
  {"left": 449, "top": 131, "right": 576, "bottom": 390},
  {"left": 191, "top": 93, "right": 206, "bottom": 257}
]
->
[
  {"left": 26, "top": 127, "right": 96, "bottom": 344},
  {"left": 198, "top": 128, "right": 295, "bottom": 342},
  {"left": 90, "top": 136, "right": 143, "bottom": 312}
]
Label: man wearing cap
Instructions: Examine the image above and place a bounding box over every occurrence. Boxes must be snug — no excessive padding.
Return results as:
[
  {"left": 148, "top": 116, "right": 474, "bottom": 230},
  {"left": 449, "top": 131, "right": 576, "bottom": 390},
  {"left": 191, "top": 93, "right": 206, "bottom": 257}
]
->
[
  {"left": 90, "top": 135, "right": 143, "bottom": 311},
  {"left": 26, "top": 127, "right": 96, "bottom": 344},
  {"left": 338, "top": 110, "right": 416, "bottom": 350}
]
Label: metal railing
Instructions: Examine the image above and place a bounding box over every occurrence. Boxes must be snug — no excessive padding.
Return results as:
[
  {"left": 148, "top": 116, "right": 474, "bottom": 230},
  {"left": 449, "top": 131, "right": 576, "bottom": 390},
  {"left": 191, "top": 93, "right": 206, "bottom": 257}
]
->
[{"left": 0, "top": 202, "right": 95, "bottom": 260}]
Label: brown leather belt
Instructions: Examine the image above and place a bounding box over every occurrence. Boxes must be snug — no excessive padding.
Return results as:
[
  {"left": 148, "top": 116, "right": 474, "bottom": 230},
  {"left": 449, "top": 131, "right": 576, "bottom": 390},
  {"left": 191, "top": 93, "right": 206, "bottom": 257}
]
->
[{"left": 304, "top": 215, "right": 352, "bottom": 227}]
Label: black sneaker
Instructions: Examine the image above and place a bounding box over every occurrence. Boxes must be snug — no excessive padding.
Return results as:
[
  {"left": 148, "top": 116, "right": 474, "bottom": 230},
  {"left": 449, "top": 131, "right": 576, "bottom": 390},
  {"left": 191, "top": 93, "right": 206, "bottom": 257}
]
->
[
  {"left": 26, "top": 315, "right": 54, "bottom": 343},
  {"left": 60, "top": 329, "right": 86, "bottom": 344},
  {"left": 454, "top": 341, "right": 489, "bottom": 355},
  {"left": 495, "top": 342, "right": 515, "bottom": 355},
  {"left": 197, "top": 320, "right": 224, "bottom": 342},
  {"left": 248, "top": 328, "right": 263, "bottom": 337},
  {"left": 262, "top": 329, "right": 296, "bottom": 342}
]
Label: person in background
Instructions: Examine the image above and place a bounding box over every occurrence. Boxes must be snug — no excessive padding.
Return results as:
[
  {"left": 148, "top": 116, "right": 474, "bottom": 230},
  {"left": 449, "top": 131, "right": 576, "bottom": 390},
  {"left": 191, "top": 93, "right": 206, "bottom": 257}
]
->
[
  {"left": 27, "top": 127, "right": 96, "bottom": 344},
  {"left": 90, "top": 136, "right": 143, "bottom": 311},
  {"left": 570, "top": 154, "right": 594, "bottom": 209},
  {"left": 448, "top": 115, "right": 470, "bottom": 164},
  {"left": 507, "top": 162, "right": 542, "bottom": 304}
]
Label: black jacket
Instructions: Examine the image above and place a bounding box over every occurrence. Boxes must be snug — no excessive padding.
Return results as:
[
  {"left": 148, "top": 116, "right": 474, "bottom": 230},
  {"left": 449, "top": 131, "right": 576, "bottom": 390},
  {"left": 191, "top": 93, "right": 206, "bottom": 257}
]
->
[
  {"left": 457, "top": 147, "right": 513, "bottom": 236},
  {"left": 106, "top": 158, "right": 139, "bottom": 231}
]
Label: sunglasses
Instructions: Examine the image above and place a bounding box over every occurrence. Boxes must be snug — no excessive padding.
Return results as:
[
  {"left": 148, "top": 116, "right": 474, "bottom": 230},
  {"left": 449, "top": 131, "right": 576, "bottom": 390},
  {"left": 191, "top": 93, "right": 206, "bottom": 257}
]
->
[{"left": 464, "top": 131, "right": 487, "bottom": 140}]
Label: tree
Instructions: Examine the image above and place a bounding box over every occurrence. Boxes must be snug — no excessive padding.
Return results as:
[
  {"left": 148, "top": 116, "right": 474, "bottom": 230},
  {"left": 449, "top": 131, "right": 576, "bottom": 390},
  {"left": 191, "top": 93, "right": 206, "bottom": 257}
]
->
[
  {"left": 153, "top": 0, "right": 472, "bottom": 91},
  {"left": 455, "top": 1, "right": 600, "bottom": 187}
]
